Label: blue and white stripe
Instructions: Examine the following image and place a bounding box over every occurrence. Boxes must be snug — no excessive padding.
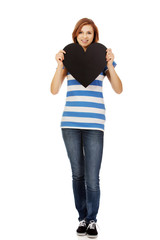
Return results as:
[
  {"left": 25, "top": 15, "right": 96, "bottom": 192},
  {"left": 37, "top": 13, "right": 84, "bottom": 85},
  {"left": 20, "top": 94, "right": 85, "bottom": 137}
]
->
[{"left": 60, "top": 61, "right": 117, "bottom": 131}]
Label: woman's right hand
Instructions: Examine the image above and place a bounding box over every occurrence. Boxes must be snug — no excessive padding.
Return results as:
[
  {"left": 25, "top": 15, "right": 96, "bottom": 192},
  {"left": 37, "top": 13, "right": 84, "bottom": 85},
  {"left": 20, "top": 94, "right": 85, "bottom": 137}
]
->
[{"left": 55, "top": 50, "right": 66, "bottom": 66}]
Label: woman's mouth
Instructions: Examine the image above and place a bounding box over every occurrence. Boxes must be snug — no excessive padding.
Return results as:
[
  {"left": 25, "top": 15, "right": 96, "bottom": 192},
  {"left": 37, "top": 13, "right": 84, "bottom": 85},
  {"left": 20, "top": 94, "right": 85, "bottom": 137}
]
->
[{"left": 81, "top": 40, "right": 88, "bottom": 43}]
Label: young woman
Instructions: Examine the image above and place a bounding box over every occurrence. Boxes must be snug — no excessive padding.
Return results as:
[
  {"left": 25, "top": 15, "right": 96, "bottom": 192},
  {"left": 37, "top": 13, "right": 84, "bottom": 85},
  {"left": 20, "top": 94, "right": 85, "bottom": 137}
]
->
[{"left": 50, "top": 18, "right": 123, "bottom": 238}]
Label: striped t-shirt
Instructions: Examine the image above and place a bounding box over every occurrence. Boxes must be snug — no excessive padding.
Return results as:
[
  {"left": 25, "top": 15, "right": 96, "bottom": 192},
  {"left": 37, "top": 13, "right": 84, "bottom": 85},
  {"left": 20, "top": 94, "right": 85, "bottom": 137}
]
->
[{"left": 60, "top": 61, "right": 117, "bottom": 132}]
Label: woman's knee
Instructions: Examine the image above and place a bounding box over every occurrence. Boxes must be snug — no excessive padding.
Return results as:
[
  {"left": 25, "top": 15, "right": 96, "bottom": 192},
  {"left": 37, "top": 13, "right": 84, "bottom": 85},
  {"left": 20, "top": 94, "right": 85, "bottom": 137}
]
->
[{"left": 86, "top": 178, "right": 100, "bottom": 191}]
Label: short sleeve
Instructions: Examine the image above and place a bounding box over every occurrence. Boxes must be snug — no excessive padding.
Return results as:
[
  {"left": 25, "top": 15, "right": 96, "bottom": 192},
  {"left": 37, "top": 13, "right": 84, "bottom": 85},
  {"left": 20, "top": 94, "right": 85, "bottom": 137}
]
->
[
  {"left": 62, "top": 65, "right": 69, "bottom": 75},
  {"left": 103, "top": 61, "right": 117, "bottom": 75}
]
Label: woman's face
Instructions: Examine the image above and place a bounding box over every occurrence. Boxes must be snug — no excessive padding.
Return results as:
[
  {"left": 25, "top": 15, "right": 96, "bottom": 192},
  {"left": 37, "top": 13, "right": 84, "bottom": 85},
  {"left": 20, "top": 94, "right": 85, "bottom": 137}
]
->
[{"left": 76, "top": 24, "right": 94, "bottom": 51}]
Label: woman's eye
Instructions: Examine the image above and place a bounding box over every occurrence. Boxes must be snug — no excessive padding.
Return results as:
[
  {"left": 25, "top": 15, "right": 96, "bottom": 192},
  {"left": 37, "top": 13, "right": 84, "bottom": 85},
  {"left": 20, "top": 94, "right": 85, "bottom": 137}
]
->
[{"left": 79, "top": 31, "right": 92, "bottom": 34}]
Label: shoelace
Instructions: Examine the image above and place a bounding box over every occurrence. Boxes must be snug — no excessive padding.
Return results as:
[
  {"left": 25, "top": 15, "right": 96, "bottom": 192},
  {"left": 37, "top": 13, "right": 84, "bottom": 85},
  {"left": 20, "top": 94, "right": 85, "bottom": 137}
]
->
[
  {"left": 87, "top": 221, "right": 100, "bottom": 230},
  {"left": 79, "top": 220, "right": 87, "bottom": 227},
  {"left": 88, "top": 221, "right": 96, "bottom": 229}
]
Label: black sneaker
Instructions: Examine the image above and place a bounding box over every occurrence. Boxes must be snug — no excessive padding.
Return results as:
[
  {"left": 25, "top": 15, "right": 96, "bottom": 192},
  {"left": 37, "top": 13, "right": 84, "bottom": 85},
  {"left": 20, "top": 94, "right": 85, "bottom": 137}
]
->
[
  {"left": 76, "top": 220, "right": 88, "bottom": 236},
  {"left": 86, "top": 220, "right": 98, "bottom": 238}
]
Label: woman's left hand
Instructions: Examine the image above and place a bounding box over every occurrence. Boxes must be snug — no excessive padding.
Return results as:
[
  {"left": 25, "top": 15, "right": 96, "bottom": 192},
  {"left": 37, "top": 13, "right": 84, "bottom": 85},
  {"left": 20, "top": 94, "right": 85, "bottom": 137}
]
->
[{"left": 106, "top": 48, "right": 114, "bottom": 67}]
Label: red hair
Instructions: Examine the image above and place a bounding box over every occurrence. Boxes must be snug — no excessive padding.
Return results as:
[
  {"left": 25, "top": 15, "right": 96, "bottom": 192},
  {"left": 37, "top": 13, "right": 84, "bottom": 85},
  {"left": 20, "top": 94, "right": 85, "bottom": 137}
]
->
[{"left": 72, "top": 18, "right": 99, "bottom": 44}]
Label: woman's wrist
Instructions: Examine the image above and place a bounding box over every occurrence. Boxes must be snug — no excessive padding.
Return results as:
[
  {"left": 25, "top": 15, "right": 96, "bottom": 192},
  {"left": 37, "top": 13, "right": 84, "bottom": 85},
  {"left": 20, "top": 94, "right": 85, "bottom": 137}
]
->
[
  {"left": 107, "top": 64, "right": 114, "bottom": 72},
  {"left": 56, "top": 63, "right": 64, "bottom": 70}
]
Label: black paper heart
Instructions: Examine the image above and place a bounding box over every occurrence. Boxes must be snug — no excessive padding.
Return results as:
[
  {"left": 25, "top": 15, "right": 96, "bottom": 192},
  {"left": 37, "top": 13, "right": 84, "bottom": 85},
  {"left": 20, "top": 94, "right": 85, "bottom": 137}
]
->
[{"left": 63, "top": 43, "right": 107, "bottom": 88}]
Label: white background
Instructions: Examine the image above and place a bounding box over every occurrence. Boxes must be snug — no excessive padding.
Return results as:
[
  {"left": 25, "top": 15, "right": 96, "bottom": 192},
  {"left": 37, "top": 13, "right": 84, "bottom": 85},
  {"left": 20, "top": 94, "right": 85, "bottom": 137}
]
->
[{"left": 0, "top": 0, "right": 160, "bottom": 239}]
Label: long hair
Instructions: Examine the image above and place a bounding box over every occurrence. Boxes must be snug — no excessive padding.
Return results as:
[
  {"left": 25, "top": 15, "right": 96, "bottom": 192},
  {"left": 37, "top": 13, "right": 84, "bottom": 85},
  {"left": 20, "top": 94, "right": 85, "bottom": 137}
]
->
[{"left": 72, "top": 18, "right": 99, "bottom": 44}]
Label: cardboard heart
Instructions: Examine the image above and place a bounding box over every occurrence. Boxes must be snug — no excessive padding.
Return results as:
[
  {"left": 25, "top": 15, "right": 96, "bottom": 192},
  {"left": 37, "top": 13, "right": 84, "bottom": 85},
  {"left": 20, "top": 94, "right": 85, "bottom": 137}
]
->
[{"left": 63, "top": 43, "right": 107, "bottom": 88}]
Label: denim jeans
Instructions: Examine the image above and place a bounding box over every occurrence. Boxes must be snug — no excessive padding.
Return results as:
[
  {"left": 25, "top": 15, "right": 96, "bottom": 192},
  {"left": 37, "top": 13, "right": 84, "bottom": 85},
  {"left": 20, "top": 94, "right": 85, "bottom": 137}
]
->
[{"left": 61, "top": 128, "right": 104, "bottom": 223}]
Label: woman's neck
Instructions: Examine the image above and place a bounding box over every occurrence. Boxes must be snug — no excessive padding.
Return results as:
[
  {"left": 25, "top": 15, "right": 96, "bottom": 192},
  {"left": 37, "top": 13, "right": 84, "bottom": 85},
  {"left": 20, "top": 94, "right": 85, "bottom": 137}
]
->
[{"left": 83, "top": 47, "right": 87, "bottom": 52}]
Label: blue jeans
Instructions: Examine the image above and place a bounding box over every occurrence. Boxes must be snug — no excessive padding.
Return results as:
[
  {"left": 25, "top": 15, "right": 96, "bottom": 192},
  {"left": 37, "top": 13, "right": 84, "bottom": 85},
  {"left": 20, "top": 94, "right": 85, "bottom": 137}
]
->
[{"left": 61, "top": 128, "right": 104, "bottom": 223}]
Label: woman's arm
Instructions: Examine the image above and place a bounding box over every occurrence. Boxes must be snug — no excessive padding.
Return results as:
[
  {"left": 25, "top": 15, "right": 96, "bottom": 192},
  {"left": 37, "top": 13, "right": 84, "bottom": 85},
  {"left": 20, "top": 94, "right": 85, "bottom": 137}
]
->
[
  {"left": 50, "top": 66, "right": 67, "bottom": 95},
  {"left": 105, "top": 48, "right": 123, "bottom": 94},
  {"left": 106, "top": 66, "right": 123, "bottom": 94},
  {"left": 50, "top": 50, "right": 67, "bottom": 95}
]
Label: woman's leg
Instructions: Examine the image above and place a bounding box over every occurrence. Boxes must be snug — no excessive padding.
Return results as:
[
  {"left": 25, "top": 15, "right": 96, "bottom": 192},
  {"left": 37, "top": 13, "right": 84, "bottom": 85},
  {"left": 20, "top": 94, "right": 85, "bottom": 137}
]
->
[
  {"left": 61, "top": 128, "right": 87, "bottom": 221},
  {"left": 82, "top": 129, "right": 104, "bottom": 223}
]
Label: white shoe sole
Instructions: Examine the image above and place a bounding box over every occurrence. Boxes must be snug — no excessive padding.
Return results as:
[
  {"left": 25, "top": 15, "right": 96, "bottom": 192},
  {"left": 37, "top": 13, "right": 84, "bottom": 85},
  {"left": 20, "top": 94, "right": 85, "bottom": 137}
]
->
[
  {"left": 77, "top": 232, "right": 87, "bottom": 236},
  {"left": 87, "top": 234, "right": 98, "bottom": 238}
]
